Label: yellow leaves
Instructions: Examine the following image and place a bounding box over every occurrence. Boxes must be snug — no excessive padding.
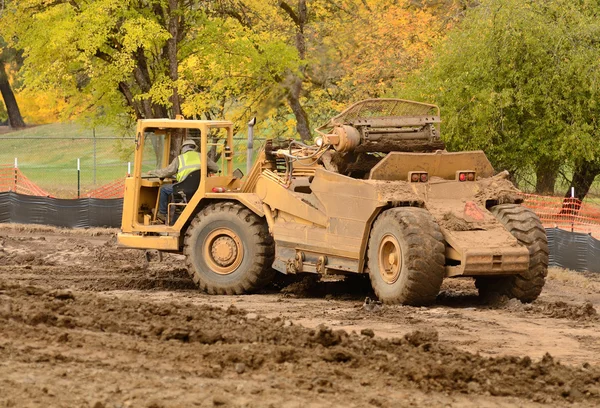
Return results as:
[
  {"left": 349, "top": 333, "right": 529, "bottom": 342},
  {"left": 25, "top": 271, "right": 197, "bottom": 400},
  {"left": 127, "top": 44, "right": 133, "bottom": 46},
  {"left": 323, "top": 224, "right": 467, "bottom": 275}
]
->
[
  {"left": 16, "top": 88, "right": 69, "bottom": 124},
  {"left": 140, "top": 75, "right": 174, "bottom": 108},
  {"left": 327, "top": 0, "right": 441, "bottom": 101},
  {"left": 3, "top": 0, "right": 449, "bottom": 141},
  {"left": 284, "top": 117, "right": 297, "bottom": 132},
  {"left": 120, "top": 17, "right": 170, "bottom": 54}
]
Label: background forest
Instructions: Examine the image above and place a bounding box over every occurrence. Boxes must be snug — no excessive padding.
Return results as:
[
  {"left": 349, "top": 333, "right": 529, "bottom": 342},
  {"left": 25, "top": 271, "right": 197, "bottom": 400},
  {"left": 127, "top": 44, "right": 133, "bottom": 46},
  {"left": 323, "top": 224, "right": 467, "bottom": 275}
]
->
[{"left": 1, "top": 0, "right": 600, "bottom": 199}]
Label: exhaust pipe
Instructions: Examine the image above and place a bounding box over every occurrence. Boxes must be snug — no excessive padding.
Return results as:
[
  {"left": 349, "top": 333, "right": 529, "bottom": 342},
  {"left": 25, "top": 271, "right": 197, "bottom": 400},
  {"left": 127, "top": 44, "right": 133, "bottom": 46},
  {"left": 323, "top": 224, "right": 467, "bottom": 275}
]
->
[{"left": 247, "top": 117, "right": 256, "bottom": 175}]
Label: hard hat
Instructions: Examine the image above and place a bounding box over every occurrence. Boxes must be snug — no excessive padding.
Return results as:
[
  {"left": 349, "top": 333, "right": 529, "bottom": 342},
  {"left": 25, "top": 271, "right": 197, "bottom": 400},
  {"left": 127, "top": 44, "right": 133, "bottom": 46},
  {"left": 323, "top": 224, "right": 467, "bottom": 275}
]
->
[{"left": 181, "top": 139, "right": 198, "bottom": 151}]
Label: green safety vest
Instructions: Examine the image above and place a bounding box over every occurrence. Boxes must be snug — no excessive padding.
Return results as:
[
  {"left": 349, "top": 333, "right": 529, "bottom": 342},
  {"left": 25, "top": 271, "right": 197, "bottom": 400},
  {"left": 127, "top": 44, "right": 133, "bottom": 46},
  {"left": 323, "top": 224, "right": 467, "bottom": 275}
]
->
[{"left": 177, "top": 151, "right": 202, "bottom": 182}]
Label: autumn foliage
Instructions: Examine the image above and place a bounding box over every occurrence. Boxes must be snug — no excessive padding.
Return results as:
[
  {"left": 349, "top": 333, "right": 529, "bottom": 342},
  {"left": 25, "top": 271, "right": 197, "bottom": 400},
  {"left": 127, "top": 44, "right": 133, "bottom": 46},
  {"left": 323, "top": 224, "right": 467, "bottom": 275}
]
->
[
  {"left": 0, "top": 0, "right": 443, "bottom": 136},
  {"left": 1, "top": 0, "right": 600, "bottom": 198}
]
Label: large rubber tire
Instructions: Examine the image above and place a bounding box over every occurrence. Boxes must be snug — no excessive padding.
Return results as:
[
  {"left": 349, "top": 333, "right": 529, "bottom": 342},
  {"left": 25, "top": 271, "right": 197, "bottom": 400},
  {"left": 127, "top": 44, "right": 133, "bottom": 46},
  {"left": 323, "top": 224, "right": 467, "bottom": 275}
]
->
[
  {"left": 367, "top": 207, "right": 445, "bottom": 305},
  {"left": 475, "top": 204, "right": 548, "bottom": 302},
  {"left": 184, "top": 202, "right": 275, "bottom": 294}
]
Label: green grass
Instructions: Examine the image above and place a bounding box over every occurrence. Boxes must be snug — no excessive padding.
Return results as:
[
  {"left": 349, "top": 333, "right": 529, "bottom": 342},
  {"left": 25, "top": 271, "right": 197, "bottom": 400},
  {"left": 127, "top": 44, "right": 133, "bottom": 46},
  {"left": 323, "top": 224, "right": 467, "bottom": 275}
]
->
[
  {"left": 0, "top": 123, "right": 133, "bottom": 197},
  {"left": 3, "top": 122, "right": 599, "bottom": 202},
  {"left": 0, "top": 123, "right": 265, "bottom": 197}
]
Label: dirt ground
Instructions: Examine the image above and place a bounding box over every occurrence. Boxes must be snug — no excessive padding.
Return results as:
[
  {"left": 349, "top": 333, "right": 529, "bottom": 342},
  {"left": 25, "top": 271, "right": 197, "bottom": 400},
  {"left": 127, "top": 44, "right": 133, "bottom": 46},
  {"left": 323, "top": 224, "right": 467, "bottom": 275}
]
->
[{"left": 1, "top": 224, "right": 600, "bottom": 407}]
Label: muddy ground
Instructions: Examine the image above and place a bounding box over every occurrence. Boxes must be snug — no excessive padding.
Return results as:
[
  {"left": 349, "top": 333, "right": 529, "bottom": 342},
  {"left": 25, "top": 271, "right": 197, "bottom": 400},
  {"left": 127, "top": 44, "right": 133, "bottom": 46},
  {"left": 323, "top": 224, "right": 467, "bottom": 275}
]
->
[{"left": 1, "top": 224, "right": 600, "bottom": 407}]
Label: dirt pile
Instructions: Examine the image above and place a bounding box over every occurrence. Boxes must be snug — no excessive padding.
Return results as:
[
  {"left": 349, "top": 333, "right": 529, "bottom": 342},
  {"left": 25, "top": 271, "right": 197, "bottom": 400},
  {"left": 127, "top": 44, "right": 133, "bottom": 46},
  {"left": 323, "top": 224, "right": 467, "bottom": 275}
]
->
[
  {"left": 2, "top": 279, "right": 600, "bottom": 405},
  {"left": 278, "top": 274, "right": 372, "bottom": 300},
  {"left": 475, "top": 175, "right": 522, "bottom": 206},
  {"left": 439, "top": 212, "right": 473, "bottom": 231},
  {"left": 538, "top": 301, "right": 598, "bottom": 321},
  {"left": 491, "top": 296, "right": 599, "bottom": 322},
  {"left": 0, "top": 231, "right": 196, "bottom": 292},
  {"left": 2, "top": 225, "right": 600, "bottom": 406}
]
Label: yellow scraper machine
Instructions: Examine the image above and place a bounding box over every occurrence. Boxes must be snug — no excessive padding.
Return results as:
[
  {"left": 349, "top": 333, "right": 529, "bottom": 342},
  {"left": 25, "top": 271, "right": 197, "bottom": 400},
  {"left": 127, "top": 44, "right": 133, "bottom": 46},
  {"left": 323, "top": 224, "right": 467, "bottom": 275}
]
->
[{"left": 118, "top": 99, "right": 548, "bottom": 305}]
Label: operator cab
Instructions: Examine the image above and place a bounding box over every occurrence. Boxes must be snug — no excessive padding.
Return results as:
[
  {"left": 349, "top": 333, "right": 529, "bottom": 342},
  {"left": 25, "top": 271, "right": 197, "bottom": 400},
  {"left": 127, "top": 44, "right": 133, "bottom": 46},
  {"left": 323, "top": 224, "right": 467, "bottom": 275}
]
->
[{"left": 120, "top": 119, "right": 241, "bottom": 237}]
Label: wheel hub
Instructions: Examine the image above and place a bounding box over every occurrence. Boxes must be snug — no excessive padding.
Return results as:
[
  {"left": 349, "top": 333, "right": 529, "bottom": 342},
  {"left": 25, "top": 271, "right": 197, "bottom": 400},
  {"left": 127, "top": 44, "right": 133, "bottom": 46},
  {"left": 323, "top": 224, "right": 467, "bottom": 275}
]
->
[
  {"left": 378, "top": 234, "right": 402, "bottom": 284},
  {"left": 203, "top": 228, "right": 244, "bottom": 275},
  {"left": 211, "top": 236, "right": 238, "bottom": 267}
]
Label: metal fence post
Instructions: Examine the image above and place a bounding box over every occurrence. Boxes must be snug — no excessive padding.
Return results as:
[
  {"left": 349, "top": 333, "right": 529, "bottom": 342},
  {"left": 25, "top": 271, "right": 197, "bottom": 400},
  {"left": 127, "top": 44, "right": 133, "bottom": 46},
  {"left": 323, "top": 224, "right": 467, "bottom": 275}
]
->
[
  {"left": 93, "top": 128, "right": 97, "bottom": 185},
  {"left": 571, "top": 187, "right": 575, "bottom": 232},
  {"left": 247, "top": 117, "right": 256, "bottom": 176},
  {"left": 77, "top": 158, "right": 81, "bottom": 199},
  {"left": 13, "top": 157, "right": 17, "bottom": 192}
]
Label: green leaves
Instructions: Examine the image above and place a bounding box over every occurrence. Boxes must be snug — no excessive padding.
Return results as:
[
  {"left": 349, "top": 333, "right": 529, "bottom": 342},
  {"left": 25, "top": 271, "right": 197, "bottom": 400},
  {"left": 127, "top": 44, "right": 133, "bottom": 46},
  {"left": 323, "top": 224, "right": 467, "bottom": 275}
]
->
[{"left": 404, "top": 0, "right": 600, "bottom": 187}]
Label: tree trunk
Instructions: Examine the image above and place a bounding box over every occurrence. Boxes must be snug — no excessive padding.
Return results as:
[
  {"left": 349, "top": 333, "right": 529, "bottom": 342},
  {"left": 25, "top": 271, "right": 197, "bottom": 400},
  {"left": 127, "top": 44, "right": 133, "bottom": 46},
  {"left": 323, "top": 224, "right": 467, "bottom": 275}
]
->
[
  {"left": 0, "top": 63, "right": 25, "bottom": 128},
  {"left": 118, "top": 82, "right": 143, "bottom": 120},
  {"left": 167, "top": 0, "right": 182, "bottom": 118},
  {"left": 565, "top": 160, "right": 600, "bottom": 201},
  {"left": 163, "top": 0, "right": 184, "bottom": 162},
  {"left": 169, "top": 130, "right": 184, "bottom": 164},
  {"left": 281, "top": 0, "right": 311, "bottom": 142},
  {"left": 133, "top": 47, "right": 156, "bottom": 119},
  {"left": 286, "top": 78, "right": 311, "bottom": 141},
  {"left": 535, "top": 157, "right": 559, "bottom": 195}
]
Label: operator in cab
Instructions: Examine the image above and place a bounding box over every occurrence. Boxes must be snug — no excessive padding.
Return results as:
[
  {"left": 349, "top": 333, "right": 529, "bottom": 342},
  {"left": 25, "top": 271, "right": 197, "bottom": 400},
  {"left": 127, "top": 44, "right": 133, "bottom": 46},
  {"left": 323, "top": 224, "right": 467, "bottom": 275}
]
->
[{"left": 148, "top": 139, "right": 219, "bottom": 223}]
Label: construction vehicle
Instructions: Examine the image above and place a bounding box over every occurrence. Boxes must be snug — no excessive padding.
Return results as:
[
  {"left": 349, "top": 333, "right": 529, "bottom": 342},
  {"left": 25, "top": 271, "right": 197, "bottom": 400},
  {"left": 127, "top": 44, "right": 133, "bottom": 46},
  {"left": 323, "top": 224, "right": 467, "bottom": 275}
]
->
[{"left": 118, "top": 99, "right": 548, "bottom": 305}]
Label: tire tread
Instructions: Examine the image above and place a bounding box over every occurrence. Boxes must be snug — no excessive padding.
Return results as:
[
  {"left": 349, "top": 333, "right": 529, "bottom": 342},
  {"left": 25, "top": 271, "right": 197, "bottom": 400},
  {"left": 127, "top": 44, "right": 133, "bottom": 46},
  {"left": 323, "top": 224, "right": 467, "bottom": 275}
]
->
[
  {"left": 367, "top": 207, "right": 445, "bottom": 305},
  {"left": 475, "top": 204, "right": 548, "bottom": 302},
  {"left": 183, "top": 202, "right": 275, "bottom": 295}
]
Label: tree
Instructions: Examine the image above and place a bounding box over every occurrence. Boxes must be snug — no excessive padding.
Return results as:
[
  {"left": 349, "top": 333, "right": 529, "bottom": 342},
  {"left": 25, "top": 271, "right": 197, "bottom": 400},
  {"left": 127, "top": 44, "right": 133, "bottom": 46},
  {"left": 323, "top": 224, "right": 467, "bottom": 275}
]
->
[
  {"left": 2, "top": 0, "right": 300, "bottom": 155},
  {"left": 403, "top": 0, "right": 600, "bottom": 198},
  {"left": 212, "top": 0, "right": 313, "bottom": 141},
  {"left": 4, "top": 0, "right": 444, "bottom": 146},
  {"left": 224, "top": 0, "right": 442, "bottom": 140},
  {"left": 279, "top": 0, "right": 310, "bottom": 141},
  {"left": 176, "top": 3, "right": 300, "bottom": 131},
  {"left": 0, "top": 38, "right": 25, "bottom": 128}
]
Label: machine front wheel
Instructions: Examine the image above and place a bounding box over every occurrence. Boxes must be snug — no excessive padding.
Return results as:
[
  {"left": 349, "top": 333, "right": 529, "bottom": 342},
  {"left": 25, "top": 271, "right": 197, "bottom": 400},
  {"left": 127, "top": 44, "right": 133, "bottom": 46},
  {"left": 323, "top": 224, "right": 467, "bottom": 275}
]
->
[
  {"left": 367, "top": 207, "right": 445, "bottom": 305},
  {"left": 184, "top": 202, "right": 275, "bottom": 294}
]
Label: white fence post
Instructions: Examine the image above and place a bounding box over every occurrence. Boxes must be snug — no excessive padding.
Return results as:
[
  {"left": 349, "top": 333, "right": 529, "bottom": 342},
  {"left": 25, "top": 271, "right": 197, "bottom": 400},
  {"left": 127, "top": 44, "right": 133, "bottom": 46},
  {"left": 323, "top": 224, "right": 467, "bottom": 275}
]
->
[
  {"left": 13, "top": 157, "right": 17, "bottom": 192},
  {"left": 77, "top": 158, "right": 81, "bottom": 199}
]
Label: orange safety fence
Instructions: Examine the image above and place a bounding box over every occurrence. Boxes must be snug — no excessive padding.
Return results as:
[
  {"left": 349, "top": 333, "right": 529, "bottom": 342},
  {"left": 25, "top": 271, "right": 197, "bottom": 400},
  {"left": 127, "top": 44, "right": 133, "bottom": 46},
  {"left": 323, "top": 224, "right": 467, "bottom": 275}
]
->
[
  {"left": 522, "top": 194, "right": 600, "bottom": 238},
  {"left": 86, "top": 177, "right": 125, "bottom": 199},
  {"left": 0, "top": 164, "right": 126, "bottom": 199},
  {"left": 0, "top": 165, "right": 51, "bottom": 197},
  {"left": 3, "top": 164, "right": 600, "bottom": 238}
]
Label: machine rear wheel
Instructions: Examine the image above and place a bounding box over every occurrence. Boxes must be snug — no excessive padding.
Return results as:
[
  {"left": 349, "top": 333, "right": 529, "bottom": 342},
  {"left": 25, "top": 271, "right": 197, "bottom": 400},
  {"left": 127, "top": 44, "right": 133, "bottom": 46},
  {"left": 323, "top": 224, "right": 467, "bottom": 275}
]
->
[
  {"left": 367, "top": 207, "right": 445, "bottom": 305},
  {"left": 475, "top": 204, "right": 548, "bottom": 302},
  {"left": 184, "top": 202, "right": 275, "bottom": 294}
]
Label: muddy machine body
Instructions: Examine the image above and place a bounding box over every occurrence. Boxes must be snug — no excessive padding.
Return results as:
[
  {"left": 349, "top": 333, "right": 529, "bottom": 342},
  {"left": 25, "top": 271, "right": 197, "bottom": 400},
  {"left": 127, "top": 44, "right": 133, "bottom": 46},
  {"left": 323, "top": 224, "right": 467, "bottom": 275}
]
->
[{"left": 119, "top": 99, "right": 548, "bottom": 304}]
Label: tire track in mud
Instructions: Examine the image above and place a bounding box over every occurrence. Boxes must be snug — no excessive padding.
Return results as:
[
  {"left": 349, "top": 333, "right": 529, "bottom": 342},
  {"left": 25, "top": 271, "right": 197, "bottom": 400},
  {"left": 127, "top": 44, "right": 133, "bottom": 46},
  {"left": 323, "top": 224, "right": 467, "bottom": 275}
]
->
[
  {"left": 1, "top": 279, "right": 600, "bottom": 407},
  {"left": 0, "top": 229, "right": 197, "bottom": 292},
  {"left": 2, "top": 225, "right": 600, "bottom": 406}
]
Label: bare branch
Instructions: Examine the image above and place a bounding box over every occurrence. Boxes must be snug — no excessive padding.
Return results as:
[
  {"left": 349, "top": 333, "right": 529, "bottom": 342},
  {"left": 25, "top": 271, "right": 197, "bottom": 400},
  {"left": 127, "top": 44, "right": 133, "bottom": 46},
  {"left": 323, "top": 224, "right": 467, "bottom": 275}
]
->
[{"left": 279, "top": 1, "right": 300, "bottom": 26}]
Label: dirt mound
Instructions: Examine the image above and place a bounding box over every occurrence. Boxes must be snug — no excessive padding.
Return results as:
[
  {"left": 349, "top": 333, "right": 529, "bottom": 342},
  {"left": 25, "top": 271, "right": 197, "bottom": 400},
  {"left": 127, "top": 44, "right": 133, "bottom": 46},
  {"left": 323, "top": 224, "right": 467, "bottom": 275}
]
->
[
  {"left": 475, "top": 175, "right": 522, "bottom": 206},
  {"left": 0, "top": 223, "right": 117, "bottom": 236},
  {"left": 539, "top": 301, "right": 598, "bottom": 321},
  {"left": 279, "top": 275, "right": 320, "bottom": 297},
  {"left": 488, "top": 296, "right": 599, "bottom": 322},
  {"left": 439, "top": 212, "right": 473, "bottom": 231},
  {"left": 0, "top": 229, "right": 197, "bottom": 292},
  {"left": 3, "top": 225, "right": 600, "bottom": 405},
  {"left": 1, "top": 279, "right": 600, "bottom": 405}
]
